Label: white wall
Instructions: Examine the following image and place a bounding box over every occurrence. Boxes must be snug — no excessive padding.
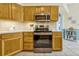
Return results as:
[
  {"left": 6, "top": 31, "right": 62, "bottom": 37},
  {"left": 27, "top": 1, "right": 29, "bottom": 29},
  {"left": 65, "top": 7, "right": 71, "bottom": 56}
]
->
[{"left": 62, "top": 4, "right": 79, "bottom": 29}]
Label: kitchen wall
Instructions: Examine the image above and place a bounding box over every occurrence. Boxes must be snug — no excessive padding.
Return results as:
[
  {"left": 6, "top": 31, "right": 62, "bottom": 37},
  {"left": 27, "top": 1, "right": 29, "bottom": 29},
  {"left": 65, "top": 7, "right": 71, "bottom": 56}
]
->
[{"left": 61, "top": 4, "right": 79, "bottom": 29}]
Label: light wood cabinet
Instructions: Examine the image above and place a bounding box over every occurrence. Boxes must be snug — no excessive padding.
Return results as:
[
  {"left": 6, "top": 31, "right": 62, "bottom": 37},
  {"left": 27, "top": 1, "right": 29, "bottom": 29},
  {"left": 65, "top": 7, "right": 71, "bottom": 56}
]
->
[
  {"left": 0, "top": 40, "right": 2, "bottom": 56},
  {"left": 52, "top": 32, "right": 62, "bottom": 51},
  {"left": 24, "top": 6, "right": 51, "bottom": 22},
  {"left": 3, "top": 38, "right": 22, "bottom": 55},
  {"left": 0, "top": 33, "right": 23, "bottom": 56},
  {"left": 0, "top": 3, "right": 11, "bottom": 20},
  {"left": 24, "top": 6, "right": 36, "bottom": 22},
  {"left": 23, "top": 32, "right": 33, "bottom": 51},
  {"left": 0, "top": 4, "right": 59, "bottom": 22},
  {"left": 0, "top": 3, "right": 23, "bottom": 22},
  {"left": 24, "top": 43, "right": 33, "bottom": 51},
  {"left": 11, "top": 4, "right": 23, "bottom": 22},
  {"left": 2, "top": 32, "right": 23, "bottom": 39},
  {"left": 35, "top": 6, "right": 51, "bottom": 14},
  {"left": 51, "top": 6, "right": 59, "bottom": 21},
  {"left": 24, "top": 6, "right": 58, "bottom": 22}
]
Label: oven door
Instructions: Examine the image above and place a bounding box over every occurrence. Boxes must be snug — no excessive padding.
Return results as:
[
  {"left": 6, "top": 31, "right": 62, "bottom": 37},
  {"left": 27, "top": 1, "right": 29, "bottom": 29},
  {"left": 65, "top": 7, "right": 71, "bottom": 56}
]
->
[
  {"left": 34, "top": 35, "right": 52, "bottom": 53},
  {"left": 35, "top": 39, "right": 51, "bottom": 48}
]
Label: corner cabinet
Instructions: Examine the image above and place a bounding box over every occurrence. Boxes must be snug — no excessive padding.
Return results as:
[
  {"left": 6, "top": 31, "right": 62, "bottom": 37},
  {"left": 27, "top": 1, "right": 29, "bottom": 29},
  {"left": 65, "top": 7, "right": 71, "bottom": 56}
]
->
[
  {"left": 0, "top": 33, "right": 23, "bottom": 56},
  {"left": 3, "top": 38, "right": 22, "bottom": 56},
  {"left": 52, "top": 32, "right": 62, "bottom": 51},
  {"left": 23, "top": 32, "right": 33, "bottom": 51},
  {"left": 51, "top": 6, "right": 59, "bottom": 21},
  {"left": 0, "top": 3, "right": 11, "bottom": 20}
]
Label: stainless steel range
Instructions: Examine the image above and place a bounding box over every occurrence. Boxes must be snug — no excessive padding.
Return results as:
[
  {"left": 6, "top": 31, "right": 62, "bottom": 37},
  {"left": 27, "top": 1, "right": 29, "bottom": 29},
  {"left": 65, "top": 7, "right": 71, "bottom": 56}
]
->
[{"left": 34, "top": 24, "right": 52, "bottom": 53}]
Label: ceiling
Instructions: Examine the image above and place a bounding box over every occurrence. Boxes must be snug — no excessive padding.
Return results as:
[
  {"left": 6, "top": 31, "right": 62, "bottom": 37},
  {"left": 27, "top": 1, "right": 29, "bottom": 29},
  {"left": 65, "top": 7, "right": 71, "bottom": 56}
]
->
[
  {"left": 18, "top": 3, "right": 62, "bottom": 6},
  {"left": 64, "top": 3, "right": 79, "bottom": 20}
]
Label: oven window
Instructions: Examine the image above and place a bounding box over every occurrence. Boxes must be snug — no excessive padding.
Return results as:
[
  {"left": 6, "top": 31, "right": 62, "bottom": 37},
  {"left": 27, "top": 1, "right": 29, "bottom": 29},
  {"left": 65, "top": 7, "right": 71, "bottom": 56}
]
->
[{"left": 34, "top": 35, "right": 52, "bottom": 48}]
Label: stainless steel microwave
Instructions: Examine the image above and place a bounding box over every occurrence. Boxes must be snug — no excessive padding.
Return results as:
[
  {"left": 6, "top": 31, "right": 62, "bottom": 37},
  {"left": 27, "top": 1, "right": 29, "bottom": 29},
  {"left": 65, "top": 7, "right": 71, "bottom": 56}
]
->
[{"left": 34, "top": 13, "right": 50, "bottom": 21}]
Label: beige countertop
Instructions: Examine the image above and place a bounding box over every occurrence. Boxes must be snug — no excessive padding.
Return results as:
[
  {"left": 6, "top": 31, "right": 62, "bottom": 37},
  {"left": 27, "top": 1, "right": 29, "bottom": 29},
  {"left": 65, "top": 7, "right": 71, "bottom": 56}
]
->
[{"left": 0, "top": 30, "right": 61, "bottom": 34}]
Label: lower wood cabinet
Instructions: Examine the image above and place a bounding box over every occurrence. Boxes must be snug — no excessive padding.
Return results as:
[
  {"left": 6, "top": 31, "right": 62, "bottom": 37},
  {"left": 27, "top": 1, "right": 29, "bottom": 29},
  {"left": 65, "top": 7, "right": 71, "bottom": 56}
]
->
[
  {"left": 23, "top": 32, "right": 33, "bottom": 51},
  {"left": 0, "top": 33, "right": 23, "bottom": 56},
  {"left": 3, "top": 38, "right": 22, "bottom": 55},
  {"left": 0, "top": 39, "right": 2, "bottom": 56},
  {"left": 52, "top": 32, "right": 62, "bottom": 51}
]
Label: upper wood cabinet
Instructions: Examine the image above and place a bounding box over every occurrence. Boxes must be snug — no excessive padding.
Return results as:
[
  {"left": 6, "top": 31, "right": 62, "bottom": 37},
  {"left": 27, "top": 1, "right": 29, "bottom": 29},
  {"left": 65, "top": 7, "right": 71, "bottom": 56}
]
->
[
  {"left": 0, "top": 3, "right": 11, "bottom": 20},
  {"left": 35, "top": 6, "right": 51, "bottom": 14},
  {"left": 51, "top": 6, "right": 59, "bottom": 21},
  {"left": 0, "top": 3, "right": 23, "bottom": 22},
  {"left": 0, "top": 4, "right": 59, "bottom": 22},
  {"left": 24, "top": 6, "right": 36, "bottom": 22},
  {"left": 24, "top": 6, "right": 58, "bottom": 22},
  {"left": 11, "top": 4, "right": 23, "bottom": 22},
  {"left": 24, "top": 6, "right": 51, "bottom": 22}
]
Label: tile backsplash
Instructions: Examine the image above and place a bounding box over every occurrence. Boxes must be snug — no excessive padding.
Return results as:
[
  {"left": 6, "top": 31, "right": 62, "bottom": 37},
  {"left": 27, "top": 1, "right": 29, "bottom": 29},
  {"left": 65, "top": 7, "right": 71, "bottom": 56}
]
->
[{"left": 0, "top": 20, "right": 57, "bottom": 32}]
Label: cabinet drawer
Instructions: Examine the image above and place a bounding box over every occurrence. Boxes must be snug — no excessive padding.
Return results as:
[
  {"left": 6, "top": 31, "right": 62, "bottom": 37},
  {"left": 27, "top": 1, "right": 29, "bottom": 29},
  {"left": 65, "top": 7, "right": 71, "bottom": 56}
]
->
[
  {"left": 52, "top": 32, "right": 62, "bottom": 36},
  {"left": 52, "top": 36, "right": 62, "bottom": 38},
  {"left": 24, "top": 32, "right": 33, "bottom": 35},
  {"left": 24, "top": 34, "right": 33, "bottom": 37},
  {"left": 23, "top": 43, "right": 33, "bottom": 50},
  {"left": 24, "top": 39, "right": 33, "bottom": 42},
  {"left": 24, "top": 37, "right": 33, "bottom": 42},
  {"left": 24, "top": 36, "right": 33, "bottom": 39},
  {"left": 24, "top": 40, "right": 33, "bottom": 43}
]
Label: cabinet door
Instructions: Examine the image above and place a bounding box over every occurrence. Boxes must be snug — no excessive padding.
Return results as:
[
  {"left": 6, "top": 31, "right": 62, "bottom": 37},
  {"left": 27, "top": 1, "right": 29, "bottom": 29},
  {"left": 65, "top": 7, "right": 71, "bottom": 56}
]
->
[
  {"left": 4, "top": 38, "right": 22, "bottom": 55},
  {"left": 0, "top": 3, "right": 10, "bottom": 20},
  {"left": 52, "top": 37, "right": 62, "bottom": 51},
  {"left": 52, "top": 32, "right": 62, "bottom": 51},
  {"left": 11, "top": 3, "right": 23, "bottom": 22},
  {"left": 4, "top": 39, "right": 13, "bottom": 55},
  {"left": 51, "top": 6, "right": 59, "bottom": 21},
  {"left": 35, "top": 6, "right": 51, "bottom": 14},
  {"left": 11, "top": 38, "right": 21, "bottom": 52},
  {"left": 24, "top": 6, "right": 35, "bottom": 22}
]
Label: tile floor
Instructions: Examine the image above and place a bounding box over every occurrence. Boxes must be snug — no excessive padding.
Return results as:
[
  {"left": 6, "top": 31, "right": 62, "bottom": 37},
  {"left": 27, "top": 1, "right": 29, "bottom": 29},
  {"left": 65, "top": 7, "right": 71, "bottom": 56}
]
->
[{"left": 15, "top": 40, "right": 79, "bottom": 56}]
